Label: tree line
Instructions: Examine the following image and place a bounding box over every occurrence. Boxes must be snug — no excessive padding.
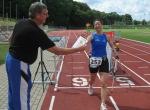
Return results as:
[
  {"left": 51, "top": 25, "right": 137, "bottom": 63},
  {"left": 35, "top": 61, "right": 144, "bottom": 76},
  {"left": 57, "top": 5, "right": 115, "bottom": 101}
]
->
[{"left": 0, "top": 0, "right": 148, "bottom": 27}]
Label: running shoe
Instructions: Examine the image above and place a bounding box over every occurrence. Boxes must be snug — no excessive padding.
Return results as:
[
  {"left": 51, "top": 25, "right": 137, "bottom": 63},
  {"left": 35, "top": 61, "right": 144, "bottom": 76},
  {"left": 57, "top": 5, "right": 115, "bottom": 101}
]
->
[
  {"left": 88, "top": 85, "right": 94, "bottom": 95},
  {"left": 100, "top": 103, "right": 107, "bottom": 110}
]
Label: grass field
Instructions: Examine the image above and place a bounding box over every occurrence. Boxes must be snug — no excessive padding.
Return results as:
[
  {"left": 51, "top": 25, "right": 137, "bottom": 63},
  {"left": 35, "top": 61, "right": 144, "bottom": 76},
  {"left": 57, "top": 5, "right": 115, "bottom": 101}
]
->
[
  {"left": 0, "top": 44, "right": 9, "bottom": 65},
  {"left": 0, "top": 18, "right": 16, "bottom": 26},
  {"left": 87, "top": 28, "right": 150, "bottom": 43},
  {"left": 110, "top": 29, "right": 150, "bottom": 43}
]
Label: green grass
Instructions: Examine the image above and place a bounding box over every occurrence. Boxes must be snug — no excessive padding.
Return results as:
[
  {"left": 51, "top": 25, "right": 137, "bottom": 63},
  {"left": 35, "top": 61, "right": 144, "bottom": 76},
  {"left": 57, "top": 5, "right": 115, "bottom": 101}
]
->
[
  {"left": 0, "top": 44, "right": 9, "bottom": 65},
  {"left": 87, "top": 28, "right": 150, "bottom": 43},
  {"left": 0, "top": 18, "right": 16, "bottom": 26}
]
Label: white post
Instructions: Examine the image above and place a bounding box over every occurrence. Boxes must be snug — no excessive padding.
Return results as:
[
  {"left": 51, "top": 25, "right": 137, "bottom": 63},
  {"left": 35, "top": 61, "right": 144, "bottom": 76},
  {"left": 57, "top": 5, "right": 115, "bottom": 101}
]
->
[
  {"left": 16, "top": 4, "right": 17, "bottom": 20},
  {"left": 10, "top": 0, "right": 11, "bottom": 20},
  {"left": 6, "top": 13, "right": 8, "bottom": 32},
  {"left": 3, "top": 0, "right": 4, "bottom": 19}
]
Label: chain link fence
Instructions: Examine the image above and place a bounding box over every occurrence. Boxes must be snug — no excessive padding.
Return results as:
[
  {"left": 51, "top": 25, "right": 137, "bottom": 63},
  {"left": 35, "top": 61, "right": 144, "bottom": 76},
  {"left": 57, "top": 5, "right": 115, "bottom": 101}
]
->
[{"left": 0, "top": 26, "right": 14, "bottom": 41}]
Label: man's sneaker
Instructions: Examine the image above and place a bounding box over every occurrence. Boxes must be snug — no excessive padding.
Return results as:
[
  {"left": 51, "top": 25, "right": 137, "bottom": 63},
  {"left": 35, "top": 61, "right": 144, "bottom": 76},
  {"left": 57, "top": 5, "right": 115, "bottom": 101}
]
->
[
  {"left": 88, "top": 86, "right": 94, "bottom": 95},
  {"left": 100, "top": 103, "right": 107, "bottom": 110}
]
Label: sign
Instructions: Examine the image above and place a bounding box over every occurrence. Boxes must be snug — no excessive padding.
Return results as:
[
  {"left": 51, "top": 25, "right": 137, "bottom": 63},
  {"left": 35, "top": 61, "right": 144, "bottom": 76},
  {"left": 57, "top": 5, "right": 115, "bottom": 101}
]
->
[{"left": 72, "top": 36, "right": 87, "bottom": 48}]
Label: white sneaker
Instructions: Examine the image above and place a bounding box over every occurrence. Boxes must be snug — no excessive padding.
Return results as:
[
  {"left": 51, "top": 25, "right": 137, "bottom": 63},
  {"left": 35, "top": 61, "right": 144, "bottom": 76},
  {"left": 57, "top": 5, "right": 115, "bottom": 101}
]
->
[
  {"left": 88, "top": 85, "right": 94, "bottom": 95},
  {"left": 100, "top": 103, "right": 107, "bottom": 110}
]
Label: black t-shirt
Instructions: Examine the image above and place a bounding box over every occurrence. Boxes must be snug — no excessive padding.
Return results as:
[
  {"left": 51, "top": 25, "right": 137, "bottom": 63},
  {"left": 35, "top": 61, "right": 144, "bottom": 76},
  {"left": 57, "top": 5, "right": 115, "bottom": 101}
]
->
[{"left": 9, "top": 19, "right": 55, "bottom": 64}]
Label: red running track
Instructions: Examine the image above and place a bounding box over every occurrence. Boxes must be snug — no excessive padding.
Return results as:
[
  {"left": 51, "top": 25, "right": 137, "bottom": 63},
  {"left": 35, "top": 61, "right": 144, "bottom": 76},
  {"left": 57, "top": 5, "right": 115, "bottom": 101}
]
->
[{"left": 41, "top": 30, "right": 150, "bottom": 110}]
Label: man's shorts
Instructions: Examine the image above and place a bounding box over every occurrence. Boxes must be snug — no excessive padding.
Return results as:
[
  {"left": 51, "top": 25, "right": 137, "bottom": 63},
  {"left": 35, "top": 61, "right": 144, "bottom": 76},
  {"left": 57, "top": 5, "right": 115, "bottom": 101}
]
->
[{"left": 89, "top": 56, "right": 109, "bottom": 73}]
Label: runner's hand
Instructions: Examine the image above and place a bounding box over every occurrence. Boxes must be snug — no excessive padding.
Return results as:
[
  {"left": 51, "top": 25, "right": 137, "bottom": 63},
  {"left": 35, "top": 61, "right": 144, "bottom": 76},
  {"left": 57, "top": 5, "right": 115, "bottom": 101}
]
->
[
  {"left": 115, "top": 55, "right": 119, "bottom": 59},
  {"left": 77, "top": 44, "right": 87, "bottom": 51},
  {"left": 81, "top": 32, "right": 88, "bottom": 38}
]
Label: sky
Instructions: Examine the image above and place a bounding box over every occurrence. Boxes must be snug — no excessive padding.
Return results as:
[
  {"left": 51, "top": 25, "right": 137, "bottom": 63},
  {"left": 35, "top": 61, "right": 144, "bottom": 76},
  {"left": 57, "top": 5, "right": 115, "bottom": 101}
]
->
[{"left": 73, "top": 0, "right": 150, "bottom": 21}]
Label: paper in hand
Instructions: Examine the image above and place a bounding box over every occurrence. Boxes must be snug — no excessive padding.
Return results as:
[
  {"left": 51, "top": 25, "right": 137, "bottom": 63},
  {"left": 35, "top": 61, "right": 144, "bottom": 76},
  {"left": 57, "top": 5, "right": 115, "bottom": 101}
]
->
[{"left": 72, "top": 36, "right": 87, "bottom": 48}]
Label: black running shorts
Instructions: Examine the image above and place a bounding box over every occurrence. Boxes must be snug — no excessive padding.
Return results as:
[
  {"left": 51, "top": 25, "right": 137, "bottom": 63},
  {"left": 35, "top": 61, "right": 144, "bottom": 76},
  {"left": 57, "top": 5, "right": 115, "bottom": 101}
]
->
[{"left": 89, "top": 57, "right": 109, "bottom": 73}]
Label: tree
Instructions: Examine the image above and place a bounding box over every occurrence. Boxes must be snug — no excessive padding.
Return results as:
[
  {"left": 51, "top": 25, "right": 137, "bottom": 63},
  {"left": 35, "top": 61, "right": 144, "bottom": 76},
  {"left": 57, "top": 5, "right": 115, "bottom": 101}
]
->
[
  {"left": 45, "top": 0, "right": 73, "bottom": 26},
  {"left": 142, "top": 19, "right": 147, "bottom": 25},
  {"left": 122, "top": 14, "right": 133, "bottom": 25},
  {"left": 69, "top": 1, "right": 91, "bottom": 27},
  {"left": 133, "top": 20, "right": 141, "bottom": 25},
  {"left": 1, "top": 0, "right": 144, "bottom": 28}
]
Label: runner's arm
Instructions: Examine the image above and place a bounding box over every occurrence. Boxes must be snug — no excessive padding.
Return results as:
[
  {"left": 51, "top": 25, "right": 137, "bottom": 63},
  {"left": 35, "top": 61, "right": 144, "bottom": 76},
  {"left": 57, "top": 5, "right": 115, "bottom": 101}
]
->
[
  {"left": 86, "top": 34, "right": 92, "bottom": 45},
  {"left": 106, "top": 36, "right": 119, "bottom": 59}
]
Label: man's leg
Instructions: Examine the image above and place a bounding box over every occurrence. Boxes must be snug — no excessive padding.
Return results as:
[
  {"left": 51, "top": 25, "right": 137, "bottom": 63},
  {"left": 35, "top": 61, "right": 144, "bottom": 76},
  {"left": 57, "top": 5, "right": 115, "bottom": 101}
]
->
[
  {"left": 88, "top": 65, "right": 98, "bottom": 95},
  {"left": 89, "top": 74, "right": 97, "bottom": 86},
  {"left": 6, "top": 53, "right": 32, "bottom": 110},
  {"left": 6, "top": 53, "right": 22, "bottom": 110},
  {"left": 20, "top": 61, "right": 32, "bottom": 110},
  {"left": 100, "top": 73, "right": 110, "bottom": 110},
  {"left": 100, "top": 73, "right": 109, "bottom": 103}
]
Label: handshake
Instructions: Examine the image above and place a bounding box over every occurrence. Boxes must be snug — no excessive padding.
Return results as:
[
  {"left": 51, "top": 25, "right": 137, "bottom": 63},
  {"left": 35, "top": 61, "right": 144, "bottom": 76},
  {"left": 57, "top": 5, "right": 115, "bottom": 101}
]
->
[{"left": 72, "top": 36, "right": 88, "bottom": 51}]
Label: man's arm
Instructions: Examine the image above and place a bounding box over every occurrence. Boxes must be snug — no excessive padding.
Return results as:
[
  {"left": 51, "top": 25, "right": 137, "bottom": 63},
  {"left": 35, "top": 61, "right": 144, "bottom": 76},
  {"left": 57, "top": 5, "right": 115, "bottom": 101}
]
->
[{"left": 47, "top": 45, "right": 86, "bottom": 55}]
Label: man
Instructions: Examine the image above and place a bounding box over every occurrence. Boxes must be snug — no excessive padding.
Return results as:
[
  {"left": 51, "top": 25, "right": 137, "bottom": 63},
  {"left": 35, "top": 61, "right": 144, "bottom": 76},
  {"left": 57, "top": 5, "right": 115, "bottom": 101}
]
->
[
  {"left": 86, "top": 20, "right": 118, "bottom": 110},
  {"left": 114, "top": 39, "right": 120, "bottom": 52},
  {"left": 5, "top": 2, "right": 86, "bottom": 110}
]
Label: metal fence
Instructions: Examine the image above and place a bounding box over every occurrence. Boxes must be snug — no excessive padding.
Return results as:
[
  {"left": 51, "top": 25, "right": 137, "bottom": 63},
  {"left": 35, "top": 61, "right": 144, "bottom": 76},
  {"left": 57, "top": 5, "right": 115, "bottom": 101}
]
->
[
  {"left": 32, "top": 36, "right": 68, "bottom": 92},
  {"left": 0, "top": 26, "right": 13, "bottom": 41}
]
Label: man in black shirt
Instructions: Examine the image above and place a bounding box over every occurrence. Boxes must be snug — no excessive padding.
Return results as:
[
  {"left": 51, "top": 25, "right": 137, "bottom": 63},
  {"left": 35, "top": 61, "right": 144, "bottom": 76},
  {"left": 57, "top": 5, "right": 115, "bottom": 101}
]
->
[{"left": 6, "top": 2, "right": 86, "bottom": 110}]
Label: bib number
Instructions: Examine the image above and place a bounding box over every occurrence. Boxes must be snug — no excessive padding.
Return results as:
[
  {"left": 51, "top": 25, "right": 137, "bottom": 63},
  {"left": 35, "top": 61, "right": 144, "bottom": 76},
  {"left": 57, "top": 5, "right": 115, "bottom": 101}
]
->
[{"left": 90, "top": 57, "right": 102, "bottom": 68}]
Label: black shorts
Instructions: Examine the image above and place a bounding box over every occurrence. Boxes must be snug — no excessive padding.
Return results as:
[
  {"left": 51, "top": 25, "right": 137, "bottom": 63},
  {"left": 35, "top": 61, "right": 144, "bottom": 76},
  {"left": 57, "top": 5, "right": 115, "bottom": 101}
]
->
[{"left": 89, "top": 57, "right": 109, "bottom": 73}]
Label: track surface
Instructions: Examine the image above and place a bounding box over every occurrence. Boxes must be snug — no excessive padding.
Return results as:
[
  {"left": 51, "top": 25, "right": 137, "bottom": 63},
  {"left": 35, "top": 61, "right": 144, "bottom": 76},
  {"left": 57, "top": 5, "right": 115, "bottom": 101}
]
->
[{"left": 41, "top": 30, "right": 150, "bottom": 110}]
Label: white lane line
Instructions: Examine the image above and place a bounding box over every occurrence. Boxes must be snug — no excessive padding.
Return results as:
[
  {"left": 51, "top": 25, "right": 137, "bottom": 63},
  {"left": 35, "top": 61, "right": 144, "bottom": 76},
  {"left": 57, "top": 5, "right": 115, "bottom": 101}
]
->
[
  {"left": 136, "top": 54, "right": 148, "bottom": 56},
  {"left": 144, "top": 74, "right": 150, "bottom": 76},
  {"left": 54, "top": 31, "right": 70, "bottom": 91},
  {"left": 73, "top": 67, "right": 84, "bottom": 69},
  {"left": 72, "top": 54, "right": 82, "bottom": 55},
  {"left": 119, "top": 60, "right": 150, "bottom": 85},
  {"left": 84, "top": 50, "right": 89, "bottom": 58},
  {"left": 66, "top": 74, "right": 90, "bottom": 77},
  {"left": 67, "top": 74, "right": 114, "bottom": 77},
  {"left": 54, "top": 56, "right": 64, "bottom": 89},
  {"left": 73, "top": 31, "right": 78, "bottom": 39},
  {"left": 138, "top": 66, "right": 148, "bottom": 69},
  {"left": 49, "top": 96, "right": 55, "bottom": 110},
  {"left": 97, "top": 73, "right": 101, "bottom": 80},
  {"left": 124, "top": 61, "right": 142, "bottom": 63},
  {"left": 68, "top": 62, "right": 86, "bottom": 64},
  {"left": 121, "top": 38, "right": 150, "bottom": 45},
  {"left": 121, "top": 49, "right": 150, "bottom": 64},
  {"left": 121, "top": 40, "right": 150, "bottom": 49},
  {"left": 121, "top": 43, "right": 150, "bottom": 54},
  {"left": 119, "top": 54, "right": 127, "bottom": 56},
  {"left": 109, "top": 96, "right": 120, "bottom": 110},
  {"left": 56, "top": 85, "right": 150, "bottom": 89}
]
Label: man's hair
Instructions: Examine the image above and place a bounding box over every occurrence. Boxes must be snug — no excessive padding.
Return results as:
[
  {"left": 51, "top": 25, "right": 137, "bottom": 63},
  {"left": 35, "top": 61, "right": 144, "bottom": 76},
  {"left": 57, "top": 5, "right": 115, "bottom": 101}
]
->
[
  {"left": 93, "top": 19, "right": 103, "bottom": 25},
  {"left": 29, "top": 2, "right": 47, "bottom": 19}
]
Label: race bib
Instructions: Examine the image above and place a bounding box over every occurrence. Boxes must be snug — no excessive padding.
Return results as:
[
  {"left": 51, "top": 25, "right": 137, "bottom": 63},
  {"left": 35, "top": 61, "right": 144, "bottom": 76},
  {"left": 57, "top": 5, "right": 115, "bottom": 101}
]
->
[{"left": 90, "top": 57, "right": 102, "bottom": 68}]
